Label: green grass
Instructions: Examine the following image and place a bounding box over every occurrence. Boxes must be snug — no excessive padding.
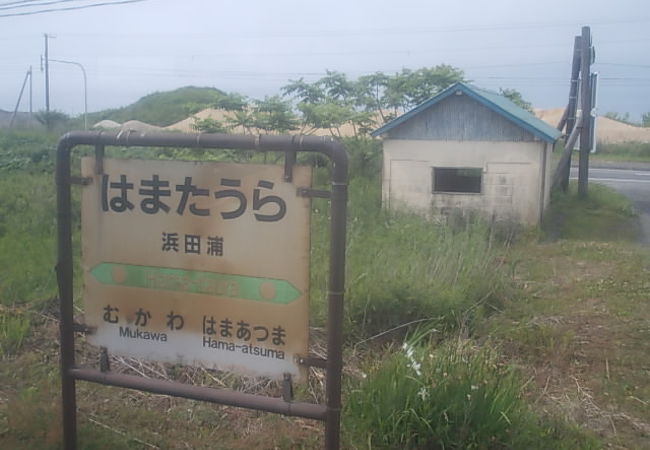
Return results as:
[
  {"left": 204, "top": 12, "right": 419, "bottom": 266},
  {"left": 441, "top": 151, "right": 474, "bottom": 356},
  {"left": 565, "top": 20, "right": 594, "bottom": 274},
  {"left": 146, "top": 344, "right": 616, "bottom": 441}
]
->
[
  {"left": 0, "top": 170, "right": 59, "bottom": 307},
  {"left": 478, "top": 239, "right": 650, "bottom": 449},
  {"left": 2, "top": 131, "right": 647, "bottom": 448},
  {"left": 0, "top": 310, "right": 31, "bottom": 357},
  {"left": 594, "top": 142, "right": 650, "bottom": 163},
  {"left": 0, "top": 130, "right": 57, "bottom": 171},
  {"left": 345, "top": 335, "right": 599, "bottom": 449},
  {"left": 309, "top": 175, "right": 512, "bottom": 339},
  {"left": 543, "top": 181, "right": 641, "bottom": 242}
]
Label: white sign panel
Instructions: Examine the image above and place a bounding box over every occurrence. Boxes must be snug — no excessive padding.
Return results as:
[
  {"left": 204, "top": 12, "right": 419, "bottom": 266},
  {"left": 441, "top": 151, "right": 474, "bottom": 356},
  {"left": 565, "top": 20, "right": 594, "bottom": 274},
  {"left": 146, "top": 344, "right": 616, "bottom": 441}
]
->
[{"left": 81, "top": 158, "right": 312, "bottom": 380}]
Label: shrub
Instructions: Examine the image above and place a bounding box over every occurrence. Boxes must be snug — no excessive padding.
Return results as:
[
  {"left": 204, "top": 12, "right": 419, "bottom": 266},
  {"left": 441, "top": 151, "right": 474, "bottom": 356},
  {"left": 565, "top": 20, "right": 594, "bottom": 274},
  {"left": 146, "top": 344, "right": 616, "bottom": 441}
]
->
[{"left": 344, "top": 337, "right": 597, "bottom": 449}]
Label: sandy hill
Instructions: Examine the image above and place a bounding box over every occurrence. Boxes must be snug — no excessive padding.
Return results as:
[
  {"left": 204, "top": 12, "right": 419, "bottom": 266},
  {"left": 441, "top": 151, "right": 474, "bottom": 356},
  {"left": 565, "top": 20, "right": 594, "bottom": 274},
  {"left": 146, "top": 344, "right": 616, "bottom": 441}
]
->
[
  {"left": 535, "top": 108, "right": 650, "bottom": 144},
  {"left": 92, "top": 119, "right": 121, "bottom": 130},
  {"left": 91, "top": 119, "right": 162, "bottom": 132},
  {"left": 93, "top": 106, "right": 650, "bottom": 144},
  {"left": 165, "top": 108, "right": 362, "bottom": 137},
  {"left": 166, "top": 108, "right": 235, "bottom": 133}
]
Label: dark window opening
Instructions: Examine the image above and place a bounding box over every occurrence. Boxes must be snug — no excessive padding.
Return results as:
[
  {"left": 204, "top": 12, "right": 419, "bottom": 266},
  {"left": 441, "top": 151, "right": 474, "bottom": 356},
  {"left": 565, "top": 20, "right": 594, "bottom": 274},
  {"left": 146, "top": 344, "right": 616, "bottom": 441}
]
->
[{"left": 433, "top": 167, "right": 482, "bottom": 194}]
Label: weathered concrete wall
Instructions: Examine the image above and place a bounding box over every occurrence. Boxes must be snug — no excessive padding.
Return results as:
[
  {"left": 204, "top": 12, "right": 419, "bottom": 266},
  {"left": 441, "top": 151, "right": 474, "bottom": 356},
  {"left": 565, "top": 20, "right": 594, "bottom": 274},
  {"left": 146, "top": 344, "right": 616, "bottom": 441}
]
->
[{"left": 382, "top": 139, "right": 548, "bottom": 225}]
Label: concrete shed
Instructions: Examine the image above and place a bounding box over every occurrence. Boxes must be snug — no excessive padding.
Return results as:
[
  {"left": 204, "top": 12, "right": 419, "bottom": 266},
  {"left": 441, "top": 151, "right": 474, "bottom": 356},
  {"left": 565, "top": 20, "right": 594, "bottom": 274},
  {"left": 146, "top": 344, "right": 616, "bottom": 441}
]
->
[{"left": 371, "top": 82, "right": 562, "bottom": 225}]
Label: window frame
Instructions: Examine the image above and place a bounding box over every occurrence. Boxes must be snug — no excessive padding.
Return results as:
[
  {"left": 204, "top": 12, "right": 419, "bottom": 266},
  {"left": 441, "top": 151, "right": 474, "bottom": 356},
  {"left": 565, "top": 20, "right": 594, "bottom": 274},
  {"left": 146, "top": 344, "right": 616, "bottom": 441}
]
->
[{"left": 432, "top": 166, "right": 483, "bottom": 195}]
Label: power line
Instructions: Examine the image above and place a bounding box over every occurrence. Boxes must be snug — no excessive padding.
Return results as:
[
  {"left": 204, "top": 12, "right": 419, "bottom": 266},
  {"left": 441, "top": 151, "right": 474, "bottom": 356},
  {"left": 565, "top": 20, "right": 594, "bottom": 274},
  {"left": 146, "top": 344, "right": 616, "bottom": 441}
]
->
[
  {"left": 0, "top": 0, "right": 43, "bottom": 7},
  {"left": 44, "top": 17, "right": 650, "bottom": 39},
  {"left": 0, "top": 0, "right": 146, "bottom": 17},
  {"left": 596, "top": 62, "right": 650, "bottom": 69},
  {"left": 0, "top": 0, "right": 96, "bottom": 12}
]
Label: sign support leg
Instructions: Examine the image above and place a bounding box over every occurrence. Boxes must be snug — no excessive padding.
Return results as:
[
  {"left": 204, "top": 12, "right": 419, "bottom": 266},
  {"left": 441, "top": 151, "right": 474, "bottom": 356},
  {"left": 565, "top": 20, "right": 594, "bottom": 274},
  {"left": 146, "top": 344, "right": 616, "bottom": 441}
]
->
[
  {"left": 57, "top": 144, "right": 78, "bottom": 450},
  {"left": 325, "top": 173, "right": 348, "bottom": 450}
]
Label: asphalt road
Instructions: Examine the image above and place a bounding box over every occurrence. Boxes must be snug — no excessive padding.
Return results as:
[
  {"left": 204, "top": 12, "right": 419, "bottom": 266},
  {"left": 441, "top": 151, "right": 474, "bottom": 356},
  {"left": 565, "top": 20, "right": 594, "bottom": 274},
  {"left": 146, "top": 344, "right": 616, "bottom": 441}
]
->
[{"left": 570, "top": 166, "right": 650, "bottom": 244}]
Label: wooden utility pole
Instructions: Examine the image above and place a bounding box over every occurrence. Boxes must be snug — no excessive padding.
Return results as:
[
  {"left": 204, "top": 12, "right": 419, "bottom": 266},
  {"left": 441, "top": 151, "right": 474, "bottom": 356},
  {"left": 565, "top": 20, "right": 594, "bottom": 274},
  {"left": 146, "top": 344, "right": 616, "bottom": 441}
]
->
[
  {"left": 560, "top": 35, "right": 582, "bottom": 192},
  {"left": 29, "top": 66, "right": 33, "bottom": 121},
  {"left": 552, "top": 27, "right": 596, "bottom": 195},
  {"left": 44, "top": 33, "right": 51, "bottom": 116},
  {"left": 552, "top": 34, "right": 582, "bottom": 192},
  {"left": 9, "top": 68, "right": 31, "bottom": 128},
  {"left": 565, "top": 36, "right": 582, "bottom": 139},
  {"left": 577, "top": 26, "right": 592, "bottom": 198}
]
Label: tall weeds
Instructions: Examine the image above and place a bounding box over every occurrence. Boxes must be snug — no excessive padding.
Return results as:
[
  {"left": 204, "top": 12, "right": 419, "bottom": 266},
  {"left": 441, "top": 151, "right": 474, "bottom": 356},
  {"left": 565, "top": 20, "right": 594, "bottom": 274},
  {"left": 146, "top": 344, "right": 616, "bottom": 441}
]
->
[
  {"left": 311, "top": 176, "right": 511, "bottom": 338},
  {"left": 344, "top": 336, "right": 597, "bottom": 449}
]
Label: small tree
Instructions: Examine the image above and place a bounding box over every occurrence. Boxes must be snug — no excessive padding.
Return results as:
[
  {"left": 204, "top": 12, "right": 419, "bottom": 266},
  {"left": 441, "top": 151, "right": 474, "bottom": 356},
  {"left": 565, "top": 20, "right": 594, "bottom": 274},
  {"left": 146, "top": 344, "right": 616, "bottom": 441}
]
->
[
  {"left": 252, "top": 96, "right": 299, "bottom": 134},
  {"left": 282, "top": 65, "right": 466, "bottom": 134},
  {"left": 191, "top": 117, "right": 229, "bottom": 134},
  {"left": 499, "top": 88, "right": 533, "bottom": 112},
  {"left": 35, "top": 110, "right": 69, "bottom": 131},
  {"left": 214, "top": 92, "right": 248, "bottom": 112},
  {"left": 641, "top": 112, "right": 650, "bottom": 127},
  {"left": 226, "top": 110, "right": 256, "bottom": 135}
]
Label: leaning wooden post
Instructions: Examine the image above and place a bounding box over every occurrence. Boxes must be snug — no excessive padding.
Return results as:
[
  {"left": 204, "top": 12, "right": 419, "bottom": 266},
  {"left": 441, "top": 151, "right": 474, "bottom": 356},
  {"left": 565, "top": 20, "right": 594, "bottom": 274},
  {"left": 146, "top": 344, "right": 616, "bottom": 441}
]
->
[
  {"left": 578, "top": 26, "right": 592, "bottom": 199},
  {"left": 562, "top": 35, "right": 582, "bottom": 192}
]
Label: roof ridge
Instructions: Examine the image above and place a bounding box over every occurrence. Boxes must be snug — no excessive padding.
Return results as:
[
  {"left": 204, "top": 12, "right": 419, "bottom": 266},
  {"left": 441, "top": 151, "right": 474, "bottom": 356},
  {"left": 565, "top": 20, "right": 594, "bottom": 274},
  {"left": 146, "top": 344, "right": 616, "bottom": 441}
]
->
[{"left": 371, "top": 82, "right": 561, "bottom": 143}]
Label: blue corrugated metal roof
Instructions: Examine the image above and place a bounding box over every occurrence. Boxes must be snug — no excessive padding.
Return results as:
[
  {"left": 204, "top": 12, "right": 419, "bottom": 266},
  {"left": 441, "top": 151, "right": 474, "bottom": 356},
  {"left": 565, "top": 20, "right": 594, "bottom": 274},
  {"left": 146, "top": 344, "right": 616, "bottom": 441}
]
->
[{"left": 371, "top": 82, "right": 561, "bottom": 143}]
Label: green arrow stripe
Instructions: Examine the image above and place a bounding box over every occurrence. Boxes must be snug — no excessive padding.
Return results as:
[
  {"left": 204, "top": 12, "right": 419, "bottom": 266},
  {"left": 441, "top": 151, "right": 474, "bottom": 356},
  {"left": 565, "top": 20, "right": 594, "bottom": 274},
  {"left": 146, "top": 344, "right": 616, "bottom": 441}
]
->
[{"left": 90, "top": 263, "right": 301, "bottom": 304}]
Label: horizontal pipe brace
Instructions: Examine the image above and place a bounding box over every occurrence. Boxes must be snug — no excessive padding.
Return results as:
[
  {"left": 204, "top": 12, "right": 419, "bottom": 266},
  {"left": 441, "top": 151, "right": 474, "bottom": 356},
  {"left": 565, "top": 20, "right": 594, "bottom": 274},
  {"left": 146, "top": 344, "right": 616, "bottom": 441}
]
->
[
  {"left": 297, "top": 188, "right": 331, "bottom": 199},
  {"left": 58, "top": 130, "right": 349, "bottom": 186},
  {"left": 69, "top": 368, "right": 327, "bottom": 420},
  {"left": 69, "top": 176, "right": 92, "bottom": 186},
  {"left": 298, "top": 356, "right": 328, "bottom": 369},
  {"left": 72, "top": 322, "right": 96, "bottom": 334}
]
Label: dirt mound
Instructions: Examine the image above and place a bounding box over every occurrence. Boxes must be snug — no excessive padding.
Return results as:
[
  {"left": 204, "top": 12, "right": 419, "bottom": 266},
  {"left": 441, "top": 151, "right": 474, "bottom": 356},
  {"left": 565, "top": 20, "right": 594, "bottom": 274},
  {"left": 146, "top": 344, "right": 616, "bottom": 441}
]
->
[
  {"left": 92, "top": 119, "right": 121, "bottom": 129},
  {"left": 92, "top": 119, "right": 163, "bottom": 132},
  {"left": 165, "top": 107, "right": 363, "bottom": 137},
  {"left": 166, "top": 108, "right": 234, "bottom": 133},
  {"left": 535, "top": 108, "right": 650, "bottom": 144},
  {"left": 120, "top": 120, "right": 162, "bottom": 132}
]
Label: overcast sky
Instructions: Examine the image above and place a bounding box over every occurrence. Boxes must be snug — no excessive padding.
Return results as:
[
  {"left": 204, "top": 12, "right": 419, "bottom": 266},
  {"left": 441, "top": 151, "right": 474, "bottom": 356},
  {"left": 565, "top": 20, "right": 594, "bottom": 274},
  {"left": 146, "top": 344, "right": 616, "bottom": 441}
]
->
[{"left": 1, "top": 0, "right": 649, "bottom": 121}]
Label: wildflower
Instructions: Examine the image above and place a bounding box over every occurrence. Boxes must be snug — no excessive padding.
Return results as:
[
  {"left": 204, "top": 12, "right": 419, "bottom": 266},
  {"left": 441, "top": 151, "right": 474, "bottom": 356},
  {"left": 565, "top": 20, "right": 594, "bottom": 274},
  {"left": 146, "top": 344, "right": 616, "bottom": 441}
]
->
[
  {"left": 402, "top": 342, "right": 422, "bottom": 376},
  {"left": 418, "top": 387, "right": 429, "bottom": 401}
]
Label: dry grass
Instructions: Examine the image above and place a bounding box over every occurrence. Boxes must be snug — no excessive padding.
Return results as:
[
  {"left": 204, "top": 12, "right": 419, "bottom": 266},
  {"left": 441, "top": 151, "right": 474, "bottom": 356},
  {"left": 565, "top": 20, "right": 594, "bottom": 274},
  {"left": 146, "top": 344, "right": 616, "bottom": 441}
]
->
[{"left": 484, "top": 240, "right": 650, "bottom": 449}]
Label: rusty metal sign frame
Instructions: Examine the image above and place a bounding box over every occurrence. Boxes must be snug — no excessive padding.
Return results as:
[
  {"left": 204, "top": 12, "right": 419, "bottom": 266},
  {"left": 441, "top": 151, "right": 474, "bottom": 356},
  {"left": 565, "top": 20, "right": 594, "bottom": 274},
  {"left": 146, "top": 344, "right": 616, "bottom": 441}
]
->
[{"left": 56, "top": 131, "right": 348, "bottom": 450}]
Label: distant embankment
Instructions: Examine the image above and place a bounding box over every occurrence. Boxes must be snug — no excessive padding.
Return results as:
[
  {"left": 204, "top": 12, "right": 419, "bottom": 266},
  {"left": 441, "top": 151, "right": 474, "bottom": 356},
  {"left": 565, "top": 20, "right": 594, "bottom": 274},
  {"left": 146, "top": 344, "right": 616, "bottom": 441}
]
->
[{"left": 535, "top": 108, "right": 650, "bottom": 144}]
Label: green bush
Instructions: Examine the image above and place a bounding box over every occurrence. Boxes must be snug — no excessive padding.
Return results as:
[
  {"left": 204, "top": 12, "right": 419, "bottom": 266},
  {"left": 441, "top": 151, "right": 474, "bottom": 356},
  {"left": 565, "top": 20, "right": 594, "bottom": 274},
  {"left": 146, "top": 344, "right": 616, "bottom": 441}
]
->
[
  {"left": 0, "top": 130, "right": 57, "bottom": 171},
  {"left": 341, "top": 136, "right": 383, "bottom": 178},
  {"left": 345, "top": 337, "right": 598, "bottom": 449}
]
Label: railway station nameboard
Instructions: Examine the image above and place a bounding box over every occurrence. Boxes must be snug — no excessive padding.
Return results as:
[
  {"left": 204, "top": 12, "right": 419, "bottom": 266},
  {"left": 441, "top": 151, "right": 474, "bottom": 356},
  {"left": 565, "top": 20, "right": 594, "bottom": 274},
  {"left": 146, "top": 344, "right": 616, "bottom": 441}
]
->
[{"left": 81, "top": 157, "right": 312, "bottom": 380}]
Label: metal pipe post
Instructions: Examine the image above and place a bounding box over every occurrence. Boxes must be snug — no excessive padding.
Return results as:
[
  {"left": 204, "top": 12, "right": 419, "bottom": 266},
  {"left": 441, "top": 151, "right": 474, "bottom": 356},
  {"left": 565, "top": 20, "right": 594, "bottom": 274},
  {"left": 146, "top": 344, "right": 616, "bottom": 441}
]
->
[
  {"left": 44, "top": 34, "right": 50, "bottom": 116},
  {"left": 56, "top": 140, "right": 77, "bottom": 450},
  {"left": 51, "top": 59, "right": 88, "bottom": 129},
  {"left": 324, "top": 141, "right": 348, "bottom": 450}
]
